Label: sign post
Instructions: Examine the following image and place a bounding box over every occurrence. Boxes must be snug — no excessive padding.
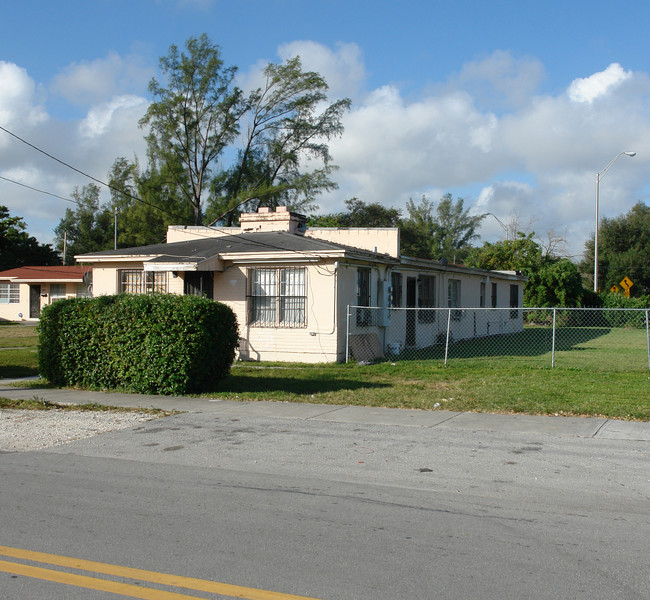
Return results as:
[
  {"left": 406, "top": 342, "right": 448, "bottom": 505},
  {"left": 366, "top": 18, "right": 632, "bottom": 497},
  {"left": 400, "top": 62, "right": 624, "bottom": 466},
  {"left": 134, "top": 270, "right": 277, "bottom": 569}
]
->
[{"left": 619, "top": 277, "right": 634, "bottom": 298}]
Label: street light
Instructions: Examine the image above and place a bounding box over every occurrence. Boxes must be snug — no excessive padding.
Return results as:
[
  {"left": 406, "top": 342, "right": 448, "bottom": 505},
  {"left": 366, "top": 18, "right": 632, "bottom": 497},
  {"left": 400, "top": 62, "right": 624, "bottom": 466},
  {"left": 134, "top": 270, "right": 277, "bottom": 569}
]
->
[
  {"left": 485, "top": 212, "right": 509, "bottom": 240},
  {"left": 594, "top": 151, "right": 636, "bottom": 292}
]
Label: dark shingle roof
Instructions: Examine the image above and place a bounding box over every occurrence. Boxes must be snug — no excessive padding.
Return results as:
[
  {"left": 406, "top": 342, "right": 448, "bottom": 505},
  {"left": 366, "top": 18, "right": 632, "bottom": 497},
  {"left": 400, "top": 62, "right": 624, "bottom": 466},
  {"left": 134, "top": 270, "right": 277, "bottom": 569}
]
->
[{"left": 77, "top": 231, "right": 388, "bottom": 264}]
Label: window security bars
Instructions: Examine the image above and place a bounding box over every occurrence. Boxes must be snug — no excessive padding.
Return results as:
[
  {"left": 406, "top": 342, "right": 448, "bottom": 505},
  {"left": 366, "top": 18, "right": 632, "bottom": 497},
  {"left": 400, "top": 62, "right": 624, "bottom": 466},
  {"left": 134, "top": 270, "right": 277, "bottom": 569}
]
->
[
  {"left": 346, "top": 306, "right": 650, "bottom": 371},
  {"left": 418, "top": 276, "right": 436, "bottom": 323},
  {"left": 118, "top": 270, "right": 168, "bottom": 294},
  {"left": 249, "top": 267, "right": 307, "bottom": 328},
  {"left": 356, "top": 268, "right": 372, "bottom": 326}
]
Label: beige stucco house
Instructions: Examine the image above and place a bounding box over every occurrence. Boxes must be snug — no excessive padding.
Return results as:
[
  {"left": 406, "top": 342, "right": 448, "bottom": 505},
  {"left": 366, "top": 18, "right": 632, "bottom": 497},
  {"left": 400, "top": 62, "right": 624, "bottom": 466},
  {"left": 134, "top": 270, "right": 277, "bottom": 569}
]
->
[
  {"left": 76, "top": 207, "right": 525, "bottom": 362},
  {"left": 0, "top": 265, "right": 92, "bottom": 321}
]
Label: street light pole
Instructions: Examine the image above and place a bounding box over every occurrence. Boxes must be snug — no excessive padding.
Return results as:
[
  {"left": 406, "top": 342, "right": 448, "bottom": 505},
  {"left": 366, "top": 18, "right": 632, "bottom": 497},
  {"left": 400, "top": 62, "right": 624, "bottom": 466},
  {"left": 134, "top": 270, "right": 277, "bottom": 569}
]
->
[
  {"left": 486, "top": 212, "right": 509, "bottom": 240},
  {"left": 594, "top": 151, "right": 636, "bottom": 292}
]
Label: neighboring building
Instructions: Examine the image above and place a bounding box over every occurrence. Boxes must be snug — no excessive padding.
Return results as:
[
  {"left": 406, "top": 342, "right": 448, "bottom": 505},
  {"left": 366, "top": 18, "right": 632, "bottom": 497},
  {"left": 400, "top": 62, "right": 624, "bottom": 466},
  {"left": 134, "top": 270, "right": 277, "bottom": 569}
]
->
[
  {"left": 75, "top": 207, "right": 525, "bottom": 363},
  {"left": 0, "top": 266, "right": 92, "bottom": 321}
]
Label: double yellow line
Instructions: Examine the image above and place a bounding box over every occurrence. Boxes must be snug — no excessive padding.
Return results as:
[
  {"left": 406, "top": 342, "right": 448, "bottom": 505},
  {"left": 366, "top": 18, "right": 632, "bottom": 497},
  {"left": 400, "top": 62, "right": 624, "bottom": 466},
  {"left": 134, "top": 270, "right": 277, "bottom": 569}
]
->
[{"left": 0, "top": 545, "right": 322, "bottom": 599}]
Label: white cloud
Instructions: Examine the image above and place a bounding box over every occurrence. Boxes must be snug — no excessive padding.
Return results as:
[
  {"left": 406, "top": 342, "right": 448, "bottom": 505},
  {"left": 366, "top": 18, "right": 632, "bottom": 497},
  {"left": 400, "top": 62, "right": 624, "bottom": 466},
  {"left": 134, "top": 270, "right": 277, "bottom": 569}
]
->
[
  {"left": 277, "top": 40, "right": 366, "bottom": 100},
  {"left": 452, "top": 50, "right": 546, "bottom": 109},
  {"left": 50, "top": 52, "right": 153, "bottom": 107},
  {"left": 2, "top": 46, "right": 649, "bottom": 264},
  {"left": 79, "top": 95, "right": 148, "bottom": 138},
  {"left": 0, "top": 61, "right": 48, "bottom": 133},
  {"left": 328, "top": 85, "right": 501, "bottom": 213},
  {"left": 0, "top": 59, "right": 150, "bottom": 245},
  {"left": 568, "top": 63, "right": 631, "bottom": 103}
]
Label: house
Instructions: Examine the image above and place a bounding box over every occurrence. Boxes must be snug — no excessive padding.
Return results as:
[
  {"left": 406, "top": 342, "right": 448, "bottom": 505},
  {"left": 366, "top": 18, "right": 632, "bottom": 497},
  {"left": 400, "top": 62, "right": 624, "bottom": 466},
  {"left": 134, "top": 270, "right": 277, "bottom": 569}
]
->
[
  {"left": 0, "top": 265, "right": 92, "bottom": 321},
  {"left": 75, "top": 207, "right": 525, "bottom": 363}
]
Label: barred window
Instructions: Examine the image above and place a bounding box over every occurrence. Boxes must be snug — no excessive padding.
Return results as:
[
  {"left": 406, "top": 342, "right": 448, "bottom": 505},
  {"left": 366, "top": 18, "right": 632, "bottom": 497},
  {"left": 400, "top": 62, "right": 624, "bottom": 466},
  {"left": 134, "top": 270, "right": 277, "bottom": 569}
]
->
[
  {"left": 118, "top": 270, "right": 168, "bottom": 294},
  {"left": 356, "top": 268, "right": 371, "bottom": 326},
  {"left": 0, "top": 283, "right": 19, "bottom": 304},
  {"left": 390, "top": 272, "right": 403, "bottom": 308},
  {"left": 50, "top": 283, "right": 67, "bottom": 301},
  {"left": 448, "top": 279, "right": 462, "bottom": 320},
  {"left": 491, "top": 282, "right": 498, "bottom": 308},
  {"left": 249, "top": 267, "right": 306, "bottom": 328},
  {"left": 418, "top": 275, "right": 436, "bottom": 323},
  {"left": 480, "top": 282, "right": 486, "bottom": 308}
]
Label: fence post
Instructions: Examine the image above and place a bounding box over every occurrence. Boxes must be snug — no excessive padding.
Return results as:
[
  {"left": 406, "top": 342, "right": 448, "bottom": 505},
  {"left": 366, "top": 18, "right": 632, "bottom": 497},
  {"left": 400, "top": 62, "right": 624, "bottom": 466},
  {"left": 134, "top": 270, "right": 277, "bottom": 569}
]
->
[
  {"left": 646, "top": 309, "right": 650, "bottom": 371},
  {"left": 551, "top": 308, "right": 557, "bottom": 368},
  {"left": 345, "top": 305, "right": 351, "bottom": 363},
  {"left": 444, "top": 308, "right": 452, "bottom": 366}
]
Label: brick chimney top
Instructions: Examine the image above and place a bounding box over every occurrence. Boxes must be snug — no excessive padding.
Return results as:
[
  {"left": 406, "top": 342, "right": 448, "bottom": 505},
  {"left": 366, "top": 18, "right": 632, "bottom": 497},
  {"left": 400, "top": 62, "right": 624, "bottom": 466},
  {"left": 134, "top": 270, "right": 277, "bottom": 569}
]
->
[{"left": 239, "top": 206, "right": 307, "bottom": 235}]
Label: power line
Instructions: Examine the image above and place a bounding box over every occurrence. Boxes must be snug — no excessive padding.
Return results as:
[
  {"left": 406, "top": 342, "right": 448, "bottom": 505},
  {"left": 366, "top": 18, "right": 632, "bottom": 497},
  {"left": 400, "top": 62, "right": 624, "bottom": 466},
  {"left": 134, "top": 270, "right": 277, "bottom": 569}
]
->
[
  {"left": 0, "top": 125, "right": 189, "bottom": 222},
  {"left": 0, "top": 175, "right": 82, "bottom": 206}
]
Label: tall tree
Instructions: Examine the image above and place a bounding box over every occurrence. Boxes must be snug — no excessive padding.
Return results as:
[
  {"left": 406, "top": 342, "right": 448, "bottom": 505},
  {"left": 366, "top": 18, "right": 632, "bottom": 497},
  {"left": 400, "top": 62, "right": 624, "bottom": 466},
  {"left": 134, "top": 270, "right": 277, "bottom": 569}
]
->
[
  {"left": 207, "top": 56, "right": 351, "bottom": 225},
  {"left": 308, "top": 198, "right": 402, "bottom": 228},
  {"left": 107, "top": 157, "right": 193, "bottom": 247},
  {"left": 466, "top": 233, "right": 585, "bottom": 307},
  {"left": 140, "top": 34, "right": 244, "bottom": 225},
  {"left": 54, "top": 184, "right": 114, "bottom": 263},
  {"left": 0, "top": 206, "right": 60, "bottom": 270},
  {"left": 581, "top": 201, "right": 650, "bottom": 295},
  {"left": 401, "top": 194, "right": 485, "bottom": 262}
]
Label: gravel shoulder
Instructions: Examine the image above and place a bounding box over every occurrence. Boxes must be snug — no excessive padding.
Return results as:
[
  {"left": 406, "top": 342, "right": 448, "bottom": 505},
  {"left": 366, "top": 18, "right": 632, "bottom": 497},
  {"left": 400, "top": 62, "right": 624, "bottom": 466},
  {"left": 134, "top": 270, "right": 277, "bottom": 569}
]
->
[{"left": 0, "top": 409, "right": 159, "bottom": 451}]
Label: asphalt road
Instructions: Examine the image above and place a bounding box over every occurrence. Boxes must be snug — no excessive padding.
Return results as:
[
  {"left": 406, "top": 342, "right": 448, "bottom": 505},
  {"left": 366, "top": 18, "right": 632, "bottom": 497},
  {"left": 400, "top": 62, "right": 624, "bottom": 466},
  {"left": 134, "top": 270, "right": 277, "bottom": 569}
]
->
[{"left": 0, "top": 406, "right": 648, "bottom": 599}]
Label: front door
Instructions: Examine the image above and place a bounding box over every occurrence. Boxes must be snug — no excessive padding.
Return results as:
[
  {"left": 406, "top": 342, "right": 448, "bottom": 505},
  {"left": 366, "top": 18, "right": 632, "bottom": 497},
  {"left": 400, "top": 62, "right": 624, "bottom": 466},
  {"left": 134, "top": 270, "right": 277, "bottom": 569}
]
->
[
  {"left": 29, "top": 285, "right": 41, "bottom": 318},
  {"left": 406, "top": 277, "right": 416, "bottom": 346}
]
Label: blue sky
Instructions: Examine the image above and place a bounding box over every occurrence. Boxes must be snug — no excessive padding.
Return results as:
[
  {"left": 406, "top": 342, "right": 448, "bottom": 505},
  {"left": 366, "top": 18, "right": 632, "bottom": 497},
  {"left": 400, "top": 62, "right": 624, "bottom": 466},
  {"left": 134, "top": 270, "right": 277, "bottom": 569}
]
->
[{"left": 1, "top": 0, "right": 648, "bottom": 259}]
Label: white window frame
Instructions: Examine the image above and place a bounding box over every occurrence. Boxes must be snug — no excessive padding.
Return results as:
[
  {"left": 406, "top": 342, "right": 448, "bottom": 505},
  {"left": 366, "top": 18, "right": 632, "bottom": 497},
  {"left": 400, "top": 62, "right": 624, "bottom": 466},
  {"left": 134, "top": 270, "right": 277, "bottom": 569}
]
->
[
  {"left": 50, "top": 283, "right": 67, "bottom": 301},
  {"left": 0, "top": 283, "right": 19, "bottom": 304}
]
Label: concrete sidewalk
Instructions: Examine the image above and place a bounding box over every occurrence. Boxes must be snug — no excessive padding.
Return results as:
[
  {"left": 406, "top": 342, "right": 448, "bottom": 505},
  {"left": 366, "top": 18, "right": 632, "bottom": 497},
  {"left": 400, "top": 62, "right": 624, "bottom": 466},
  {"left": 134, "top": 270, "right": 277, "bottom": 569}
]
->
[{"left": 1, "top": 379, "right": 648, "bottom": 441}]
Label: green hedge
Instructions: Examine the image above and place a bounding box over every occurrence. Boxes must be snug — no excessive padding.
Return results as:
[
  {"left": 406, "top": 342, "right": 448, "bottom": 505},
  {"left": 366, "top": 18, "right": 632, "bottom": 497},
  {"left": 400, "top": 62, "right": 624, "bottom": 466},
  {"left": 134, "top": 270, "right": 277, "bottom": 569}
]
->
[{"left": 38, "top": 294, "right": 239, "bottom": 395}]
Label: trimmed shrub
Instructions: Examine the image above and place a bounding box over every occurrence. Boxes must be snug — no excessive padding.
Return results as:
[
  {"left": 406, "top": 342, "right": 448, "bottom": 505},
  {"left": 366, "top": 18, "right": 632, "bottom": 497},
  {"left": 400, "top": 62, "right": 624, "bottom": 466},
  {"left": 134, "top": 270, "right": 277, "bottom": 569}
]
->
[
  {"left": 598, "top": 293, "right": 650, "bottom": 329},
  {"left": 38, "top": 294, "right": 238, "bottom": 395}
]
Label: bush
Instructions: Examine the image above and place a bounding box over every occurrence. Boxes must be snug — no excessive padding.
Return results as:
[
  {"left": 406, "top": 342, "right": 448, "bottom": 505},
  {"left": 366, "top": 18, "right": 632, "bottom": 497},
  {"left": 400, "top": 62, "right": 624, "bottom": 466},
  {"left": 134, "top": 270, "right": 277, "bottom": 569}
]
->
[{"left": 38, "top": 294, "right": 238, "bottom": 395}]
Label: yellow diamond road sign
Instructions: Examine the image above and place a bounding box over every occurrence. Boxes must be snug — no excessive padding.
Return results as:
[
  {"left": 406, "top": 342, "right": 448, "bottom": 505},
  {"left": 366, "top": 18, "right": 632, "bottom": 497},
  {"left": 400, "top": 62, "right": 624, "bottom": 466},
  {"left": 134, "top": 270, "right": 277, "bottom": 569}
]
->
[{"left": 620, "top": 276, "right": 634, "bottom": 290}]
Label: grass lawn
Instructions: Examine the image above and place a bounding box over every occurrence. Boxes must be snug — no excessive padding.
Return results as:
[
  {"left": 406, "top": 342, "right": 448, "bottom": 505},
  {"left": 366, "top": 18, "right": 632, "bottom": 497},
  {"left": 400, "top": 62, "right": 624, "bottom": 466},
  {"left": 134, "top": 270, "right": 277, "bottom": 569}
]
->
[
  {"left": 0, "top": 324, "right": 39, "bottom": 378},
  {"left": 206, "top": 360, "right": 649, "bottom": 421},
  {"left": 1, "top": 321, "right": 648, "bottom": 420}
]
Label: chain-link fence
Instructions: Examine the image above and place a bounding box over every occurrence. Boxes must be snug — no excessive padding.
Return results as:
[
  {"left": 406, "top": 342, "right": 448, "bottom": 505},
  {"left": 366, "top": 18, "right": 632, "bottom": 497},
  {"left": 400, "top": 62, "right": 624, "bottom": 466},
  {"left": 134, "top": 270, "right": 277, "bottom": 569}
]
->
[{"left": 346, "top": 306, "right": 650, "bottom": 371}]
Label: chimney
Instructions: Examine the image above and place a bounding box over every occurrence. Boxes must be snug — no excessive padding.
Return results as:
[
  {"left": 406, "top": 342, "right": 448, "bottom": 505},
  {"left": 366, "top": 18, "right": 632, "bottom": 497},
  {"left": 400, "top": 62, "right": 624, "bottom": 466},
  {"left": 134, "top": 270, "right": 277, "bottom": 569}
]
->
[{"left": 239, "top": 206, "right": 307, "bottom": 235}]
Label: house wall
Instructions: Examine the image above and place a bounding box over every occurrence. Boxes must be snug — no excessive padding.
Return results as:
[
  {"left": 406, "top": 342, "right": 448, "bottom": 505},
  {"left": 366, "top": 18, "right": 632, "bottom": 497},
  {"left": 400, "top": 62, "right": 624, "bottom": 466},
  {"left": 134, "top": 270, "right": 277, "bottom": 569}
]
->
[
  {"left": 216, "top": 261, "right": 341, "bottom": 363},
  {"left": 0, "top": 281, "right": 88, "bottom": 321},
  {"left": 0, "top": 283, "right": 28, "bottom": 321},
  {"left": 346, "top": 264, "right": 525, "bottom": 359},
  {"left": 88, "top": 260, "right": 342, "bottom": 363},
  {"left": 165, "top": 223, "right": 401, "bottom": 258},
  {"left": 305, "top": 228, "right": 400, "bottom": 258},
  {"left": 91, "top": 265, "right": 178, "bottom": 296}
]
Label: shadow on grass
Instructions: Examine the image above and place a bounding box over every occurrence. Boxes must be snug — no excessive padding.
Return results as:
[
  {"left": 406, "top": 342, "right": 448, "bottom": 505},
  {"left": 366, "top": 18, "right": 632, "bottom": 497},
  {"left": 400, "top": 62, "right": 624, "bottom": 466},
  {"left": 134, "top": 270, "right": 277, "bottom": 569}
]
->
[
  {"left": 214, "top": 372, "right": 391, "bottom": 395},
  {"left": 0, "top": 365, "right": 39, "bottom": 379},
  {"left": 393, "top": 327, "right": 613, "bottom": 361}
]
